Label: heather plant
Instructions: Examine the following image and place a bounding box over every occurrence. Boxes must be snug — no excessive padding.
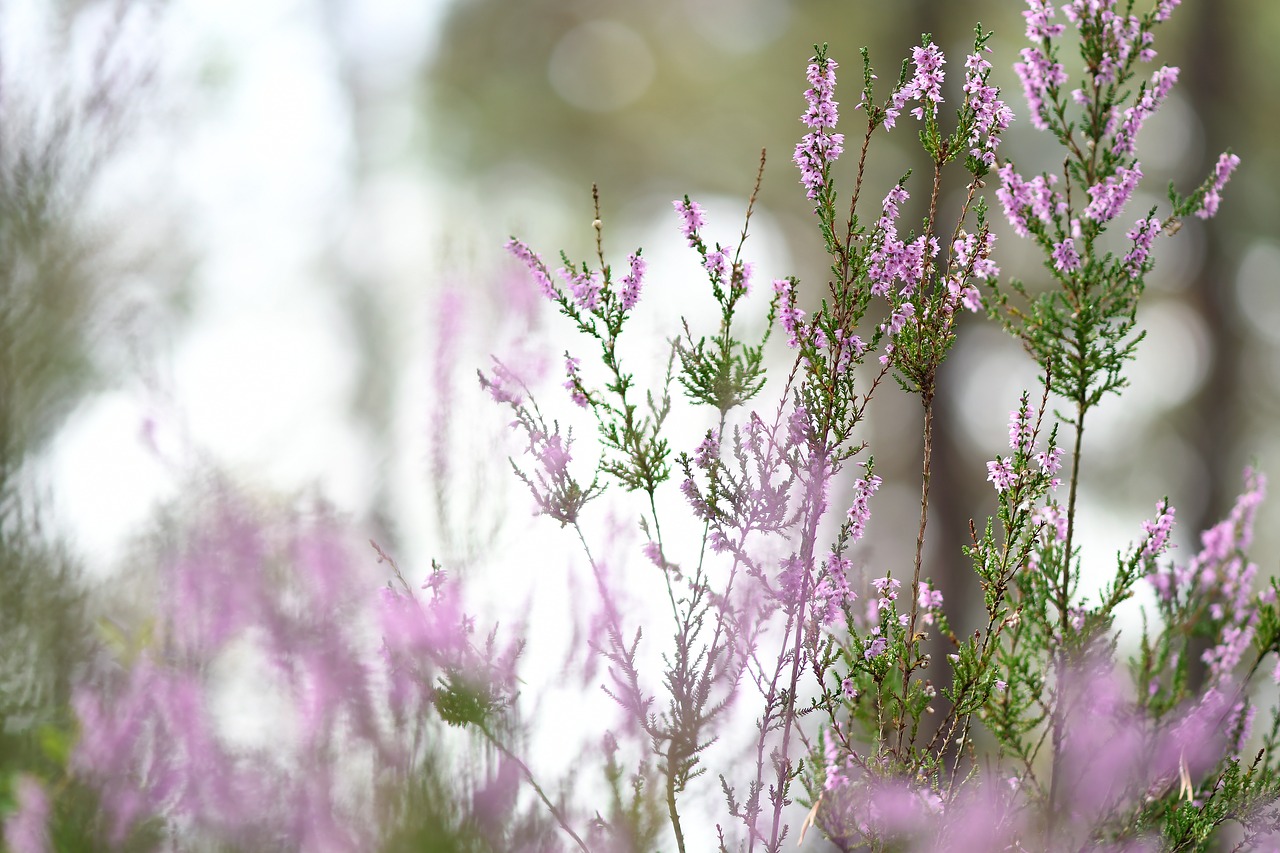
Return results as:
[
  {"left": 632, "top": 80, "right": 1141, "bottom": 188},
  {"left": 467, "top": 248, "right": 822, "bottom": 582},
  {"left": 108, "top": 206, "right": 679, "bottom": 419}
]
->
[
  {"left": 8, "top": 2, "right": 1280, "bottom": 852},
  {"left": 489, "top": 2, "right": 1280, "bottom": 851}
]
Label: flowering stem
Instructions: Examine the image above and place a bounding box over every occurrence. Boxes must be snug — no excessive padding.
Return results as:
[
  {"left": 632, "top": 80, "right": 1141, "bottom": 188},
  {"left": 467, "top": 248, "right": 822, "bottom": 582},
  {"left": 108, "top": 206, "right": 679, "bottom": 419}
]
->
[
  {"left": 901, "top": 381, "right": 935, "bottom": 757},
  {"left": 1047, "top": 393, "right": 1086, "bottom": 835}
]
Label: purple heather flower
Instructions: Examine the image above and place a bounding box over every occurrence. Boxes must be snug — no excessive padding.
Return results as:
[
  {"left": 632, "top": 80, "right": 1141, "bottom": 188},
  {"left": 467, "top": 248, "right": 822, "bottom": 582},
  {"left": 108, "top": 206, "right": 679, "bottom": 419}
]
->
[
  {"left": 846, "top": 471, "right": 882, "bottom": 543},
  {"left": 1013, "top": 44, "right": 1067, "bottom": 130},
  {"left": 1034, "top": 503, "right": 1068, "bottom": 543},
  {"left": 864, "top": 637, "right": 889, "bottom": 660},
  {"left": 563, "top": 354, "right": 588, "bottom": 407},
  {"left": 891, "top": 41, "right": 946, "bottom": 123},
  {"left": 1196, "top": 151, "right": 1241, "bottom": 219},
  {"left": 704, "top": 246, "right": 731, "bottom": 282},
  {"left": 558, "top": 266, "right": 602, "bottom": 312},
  {"left": 814, "top": 553, "right": 856, "bottom": 627},
  {"left": 996, "top": 165, "right": 1062, "bottom": 237},
  {"left": 824, "top": 728, "right": 853, "bottom": 792},
  {"left": 732, "top": 260, "right": 754, "bottom": 295},
  {"left": 1123, "top": 216, "right": 1162, "bottom": 278},
  {"left": 1023, "top": 0, "right": 1065, "bottom": 40},
  {"left": 3, "top": 775, "right": 50, "bottom": 853},
  {"left": 693, "top": 429, "right": 720, "bottom": 468},
  {"left": 1142, "top": 499, "right": 1176, "bottom": 558},
  {"left": 917, "top": 582, "right": 944, "bottom": 625},
  {"left": 673, "top": 197, "right": 705, "bottom": 246},
  {"left": 774, "top": 278, "right": 805, "bottom": 348},
  {"left": 794, "top": 55, "right": 845, "bottom": 200},
  {"left": 506, "top": 238, "right": 558, "bottom": 300},
  {"left": 1051, "top": 237, "right": 1081, "bottom": 273},
  {"left": 619, "top": 251, "right": 646, "bottom": 311},
  {"left": 481, "top": 359, "right": 524, "bottom": 407},
  {"left": 1113, "top": 65, "right": 1179, "bottom": 158},
  {"left": 963, "top": 50, "right": 1013, "bottom": 166},
  {"left": 1034, "top": 446, "right": 1063, "bottom": 477},
  {"left": 987, "top": 458, "right": 1016, "bottom": 493},
  {"left": 1008, "top": 397, "right": 1034, "bottom": 453},
  {"left": 881, "top": 302, "right": 915, "bottom": 337},
  {"left": 1155, "top": 0, "right": 1181, "bottom": 21},
  {"left": 1083, "top": 164, "right": 1143, "bottom": 222}
]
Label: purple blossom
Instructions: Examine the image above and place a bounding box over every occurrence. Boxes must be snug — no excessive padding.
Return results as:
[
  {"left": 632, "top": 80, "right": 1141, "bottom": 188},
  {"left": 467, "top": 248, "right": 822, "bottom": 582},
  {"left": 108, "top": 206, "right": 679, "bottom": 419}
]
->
[
  {"left": 881, "top": 301, "right": 915, "bottom": 337},
  {"left": 3, "top": 775, "right": 50, "bottom": 853},
  {"left": 1196, "top": 151, "right": 1241, "bottom": 219},
  {"left": 890, "top": 41, "right": 947, "bottom": 123},
  {"left": 693, "top": 429, "right": 720, "bottom": 468},
  {"left": 1023, "top": 0, "right": 1065, "bottom": 40},
  {"left": 559, "top": 266, "right": 602, "bottom": 312},
  {"left": 1155, "top": 0, "right": 1181, "bottom": 21},
  {"left": 619, "top": 251, "right": 646, "bottom": 311},
  {"left": 963, "top": 49, "right": 1014, "bottom": 166},
  {"left": 1035, "top": 503, "right": 1068, "bottom": 543},
  {"left": 563, "top": 354, "right": 588, "bottom": 407},
  {"left": 1013, "top": 44, "right": 1067, "bottom": 130},
  {"left": 1051, "top": 237, "right": 1081, "bottom": 273},
  {"left": 774, "top": 278, "right": 805, "bottom": 348},
  {"left": 1142, "top": 498, "right": 1177, "bottom": 558},
  {"left": 481, "top": 359, "right": 524, "bottom": 407},
  {"left": 506, "top": 238, "right": 558, "bottom": 300},
  {"left": 704, "top": 246, "right": 731, "bottom": 282},
  {"left": 1083, "top": 164, "right": 1143, "bottom": 222},
  {"left": 673, "top": 197, "right": 705, "bottom": 246},
  {"left": 864, "top": 637, "right": 889, "bottom": 660},
  {"left": 987, "top": 458, "right": 1016, "bottom": 493},
  {"left": 1008, "top": 398, "right": 1034, "bottom": 453},
  {"left": 846, "top": 470, "right": 882, "bottom": 542},
  {"left": 794, "top": 54, "right": 845, "bottom": 200},
  {"left": 917, "top": 581, "right": 944, "bottom": 626},
  {"left": 1035, "top": 446, "right": 1063, "bottom": 477},
  {"left": 1123, "top": 216, "right": 1162, "bottom": 278},
  {"left": 814, "top": 553, "right": 856, "bottom": 628},
  {"left": 996, "top": 165, "right": 1061, "bottom": 237},
  {"left": 1113, "top": 65, "right": 1179, "bottom": 158}
]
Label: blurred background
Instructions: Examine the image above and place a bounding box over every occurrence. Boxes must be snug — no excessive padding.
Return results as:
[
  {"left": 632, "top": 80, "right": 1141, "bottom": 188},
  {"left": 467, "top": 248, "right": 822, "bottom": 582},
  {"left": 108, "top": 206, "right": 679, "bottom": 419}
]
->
[{"left": 3, "top": 0, "right": 1279, "bottom": 844}]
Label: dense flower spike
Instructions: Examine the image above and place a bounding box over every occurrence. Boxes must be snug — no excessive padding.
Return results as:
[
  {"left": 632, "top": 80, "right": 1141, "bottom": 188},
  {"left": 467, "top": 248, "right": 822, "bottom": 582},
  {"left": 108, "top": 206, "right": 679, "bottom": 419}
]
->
[
  {"left": 1113, "top": 65, "right": 1179, "bottom": 158},
  {"left": 506, "top": 237, "right": 558, "bottom": 300},
  {"left": 619, "top": 251, "right": 646, "bottom": 311},
  {"left": 1013, "top": 42, "right": 1067, "bottom": 130},
  {"left": 1142, "top": 498, "right": 1177, "bottom": 558},
  {"left": 962, "top": 48, "right": 1014, "bottom": 167},
  {"left": 794, "top": 52, "right": 845, "bottom": 200},
  {"left": 1051, "top": 237, "right": 1081, "bottom": 273},
  {"left": 1122, "top": 215, "right": 1162, "bottom": 278},
  {"left": 1196, "top": 151, "right": 1241, "bottom": 219},
  {"left": 1083, "top": 164, "right": 1142, "bottom": 222},
  {"left": 673, "top": 196, "right": 706, "bottom": 247},
  {"left": 889, "top": 39, "right": 947, "bottom": 125}
]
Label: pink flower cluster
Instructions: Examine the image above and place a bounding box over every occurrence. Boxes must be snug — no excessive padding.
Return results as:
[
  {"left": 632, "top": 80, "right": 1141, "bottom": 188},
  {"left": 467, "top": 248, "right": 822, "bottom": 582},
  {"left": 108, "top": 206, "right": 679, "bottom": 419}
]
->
[
  {"left": 1113, "top": 65, "right": 1179, "bottom": 158},
  {"left": 1196, "top": 151, "right": 1241, "bottom": 219},
  {"left": 794, "top": 56, "right": 845, "bottom": 200},
  {"left": 1122, "top": 216, "right": 1162, "bottom": 279},
  {"left": 1083, "top": 164, "right": 1142, "bottom": 222},
  {"left": 962, "top": 49, "right": 1013, "bottom": 167},
  {"left": 995, "top": 164, "right": 1063, "bottom": 237},
  {"left": 892, "top": 42, "right": 946, "bottom": 124}
]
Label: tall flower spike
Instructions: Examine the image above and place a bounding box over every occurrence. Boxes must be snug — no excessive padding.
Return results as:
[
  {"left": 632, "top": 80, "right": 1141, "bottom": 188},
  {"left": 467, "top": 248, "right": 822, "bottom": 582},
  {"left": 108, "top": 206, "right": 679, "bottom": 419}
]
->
[
  {"left": 794, "top": 51, "right": 845, "bottom": 201},
  {"left": 673, "top": 197, "right": 706, "bottom": 248},
  {"left": 1196, "top": 152, "right": 1241, "bottom": 219}
]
